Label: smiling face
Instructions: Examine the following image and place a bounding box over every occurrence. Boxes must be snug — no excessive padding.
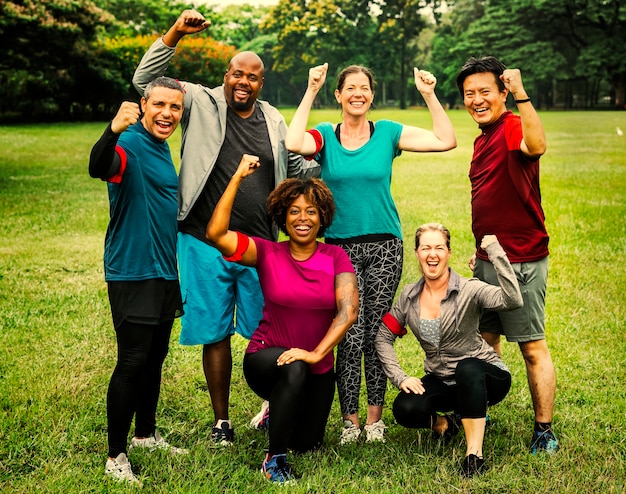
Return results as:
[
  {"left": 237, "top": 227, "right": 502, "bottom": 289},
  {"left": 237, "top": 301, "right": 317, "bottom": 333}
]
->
[
  {"left": 415, "top": 230, "right": 451, "bottom": 280},
  {"left": 462, "top": 71, "right": 508, "bottom": 127},
  {"left": 335, "top": 71, "right": 374, "bottom": 117},
  {"left": 285, "top": 194, "right": 321, "bottom": 245},
  {"left": 223, "top": 52, "right": 264, "bottom": 116},
  {"left": 140, "top": 86, "right": 184, "bottom": 141}
]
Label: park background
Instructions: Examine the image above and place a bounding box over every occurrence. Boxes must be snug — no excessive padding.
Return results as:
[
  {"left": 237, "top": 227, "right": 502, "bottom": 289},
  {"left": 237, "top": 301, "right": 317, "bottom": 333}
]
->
[{"left": 1, "top": 0, "right": 625, "bottom": 492}]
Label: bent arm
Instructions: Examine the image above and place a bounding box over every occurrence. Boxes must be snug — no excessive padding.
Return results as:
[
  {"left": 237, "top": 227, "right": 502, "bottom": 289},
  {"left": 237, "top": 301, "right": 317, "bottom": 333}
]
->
[
  {"left": 398, "top": 68, "right": 457, "bottom": 152},
  {"left": 285, "top": 63, "right": 328, "bottom": 155},
  {"left": 475, "top": 237, "right": 523, "bottom": 310},
  {"left": 206, "top": 154, "right": 260, "bottom": 266},
  {"left": 278, "top": 271, "right": 358, "bottom": 366},
  {"left": 501, "top": 68, "right": 546, "bottom": 157},
  {"left": 132, "top": 10, "right": 209, "bottom": 95},
  {"left": 374, "top": 323, "right": 410, "bottom": 389},
  {"left": 89, "top": 102, "right": 140, "bottom": 179}
]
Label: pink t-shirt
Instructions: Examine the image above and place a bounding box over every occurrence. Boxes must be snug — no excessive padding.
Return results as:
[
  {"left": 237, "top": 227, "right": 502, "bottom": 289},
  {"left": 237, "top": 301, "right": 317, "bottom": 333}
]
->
[{"left": 246, "top": 238, "right": 355, "bottom": 374}]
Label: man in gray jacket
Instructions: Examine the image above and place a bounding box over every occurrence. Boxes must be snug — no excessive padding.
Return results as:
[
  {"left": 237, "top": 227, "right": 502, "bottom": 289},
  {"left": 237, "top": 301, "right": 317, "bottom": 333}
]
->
[{"left": 133, "top": 9, "right": 318, "bottom": 447}]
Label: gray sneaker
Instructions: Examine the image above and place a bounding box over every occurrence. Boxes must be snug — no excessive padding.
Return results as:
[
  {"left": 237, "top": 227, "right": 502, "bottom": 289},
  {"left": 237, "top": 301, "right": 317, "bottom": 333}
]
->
[
  {"left": 339, "top": 420, "right": 361, "bottom": 445},
  {"left": 130, "top": 430, "right": 189, "bottom": 455},
  {"left": 364, "top": 419, "right": 387, "bottom": 443},
  {"left": 105, "top": 452, "right": 142, "bottom": 487}
]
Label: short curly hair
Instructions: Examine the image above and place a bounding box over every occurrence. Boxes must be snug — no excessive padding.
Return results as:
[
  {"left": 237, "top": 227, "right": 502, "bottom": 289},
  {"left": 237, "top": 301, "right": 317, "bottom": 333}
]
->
[{"left": 267, "top": 178, "right": 335, "bottom": 237}]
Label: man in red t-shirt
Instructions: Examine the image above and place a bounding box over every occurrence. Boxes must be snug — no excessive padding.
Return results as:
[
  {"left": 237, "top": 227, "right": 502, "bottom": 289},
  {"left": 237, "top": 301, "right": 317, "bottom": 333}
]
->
[{"left": 456, "top": 56, "right": 558, "bottom": 455}]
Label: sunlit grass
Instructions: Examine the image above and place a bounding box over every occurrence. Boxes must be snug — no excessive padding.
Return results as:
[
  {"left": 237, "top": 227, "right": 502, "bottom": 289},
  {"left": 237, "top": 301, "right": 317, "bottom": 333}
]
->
[{"left": 1, "top": 109, "right": 625, "bottom": 492}]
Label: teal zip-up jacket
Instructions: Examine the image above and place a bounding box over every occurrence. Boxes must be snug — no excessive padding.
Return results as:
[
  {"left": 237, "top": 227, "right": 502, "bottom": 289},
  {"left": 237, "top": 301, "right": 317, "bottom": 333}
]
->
[
  {"left": 375, "top": 241, "right": 522, "bottom": 386},
  {"left": 132, "top": 37, "right": 319, "bottom": 239}
]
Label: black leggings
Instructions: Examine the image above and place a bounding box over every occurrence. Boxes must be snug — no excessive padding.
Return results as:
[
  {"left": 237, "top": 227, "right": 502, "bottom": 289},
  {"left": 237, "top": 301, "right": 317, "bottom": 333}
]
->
[
  {"left": 107, "top": 319, "right": 173, "bottom": 457},
  {"left": 393, "top": 358, "right": 511, "bottom": 429},
  {"left": 243, "top": 348, "right": 335, "bottom": 455}
]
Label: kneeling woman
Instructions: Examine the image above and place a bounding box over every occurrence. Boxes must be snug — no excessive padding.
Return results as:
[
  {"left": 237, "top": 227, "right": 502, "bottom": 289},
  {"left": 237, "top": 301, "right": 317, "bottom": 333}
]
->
[
  {"left": 375, "top": 223, "right": 522, "bottom": 477},
  {"left": 206, "top": 154, "right": 359, "bottom": 484}
]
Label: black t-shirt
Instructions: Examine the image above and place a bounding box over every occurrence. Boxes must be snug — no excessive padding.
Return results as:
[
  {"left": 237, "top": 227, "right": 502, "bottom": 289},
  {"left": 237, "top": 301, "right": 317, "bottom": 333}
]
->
[{"left": 179, "top": 104, "right": 275, "bottom": 241}]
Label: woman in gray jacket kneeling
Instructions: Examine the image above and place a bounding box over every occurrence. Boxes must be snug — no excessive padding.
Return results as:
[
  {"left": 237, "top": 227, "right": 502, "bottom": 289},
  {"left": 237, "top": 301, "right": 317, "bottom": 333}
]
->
[{"left": 375, "top": 223, "right": 522, "bottom": 478}]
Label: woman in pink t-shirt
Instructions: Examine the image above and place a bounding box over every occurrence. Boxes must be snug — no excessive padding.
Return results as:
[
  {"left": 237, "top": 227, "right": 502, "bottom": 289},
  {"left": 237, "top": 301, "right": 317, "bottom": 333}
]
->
[{"left": 206, "top": 154, "right": 359, "bottom": 485}]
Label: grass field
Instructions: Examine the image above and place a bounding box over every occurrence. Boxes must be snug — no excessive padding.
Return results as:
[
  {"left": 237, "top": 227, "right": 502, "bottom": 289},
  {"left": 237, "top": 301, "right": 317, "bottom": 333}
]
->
[{"left": 1, "top": 108, "right": 625, "bottom": 493}]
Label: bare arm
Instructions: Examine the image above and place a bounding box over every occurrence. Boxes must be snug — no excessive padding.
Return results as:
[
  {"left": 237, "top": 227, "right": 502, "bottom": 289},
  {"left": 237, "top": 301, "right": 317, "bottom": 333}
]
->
[
  {"left": 205, "top": 154, "right": 260, "bottom": 266},
  {"left": 285, "top": 63, "right": 328, "bottom": 155},
  {"left": 397, "top": 68, "right": 457, "bottom": 152},
  {"left": 276, "top": 271, "right": 359, "bottom": 366},
  {"left": 500, "top": 68, "right": 546, "bottom": 157}
]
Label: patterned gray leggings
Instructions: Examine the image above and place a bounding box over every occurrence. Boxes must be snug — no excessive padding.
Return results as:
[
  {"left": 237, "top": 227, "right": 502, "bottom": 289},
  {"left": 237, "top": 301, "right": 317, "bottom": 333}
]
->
[{"left": 335, "top": 238, "right": 403, "bottom": 415}]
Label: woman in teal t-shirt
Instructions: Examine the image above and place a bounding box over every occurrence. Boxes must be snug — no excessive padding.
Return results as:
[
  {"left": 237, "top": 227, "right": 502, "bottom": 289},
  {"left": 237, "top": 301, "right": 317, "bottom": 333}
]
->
[{"left": 285, "top": 63, "right": 457, "bottom": 445}]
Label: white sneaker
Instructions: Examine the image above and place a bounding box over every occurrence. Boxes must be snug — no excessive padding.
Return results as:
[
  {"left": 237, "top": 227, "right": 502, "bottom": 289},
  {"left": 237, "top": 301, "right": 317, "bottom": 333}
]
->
[
  {"left": 249, "top": 400, "right": 270, "bottom": 430},
  {"left": 130, "top": 430, "right": 189, "bottom": 455},
  {"left": 364, "top": 419, "right": 387, "bottom": 443},
  {"left": 105, "top": 452, "right": 142, "bottom": 486},
  {"left": 339, "top": 420, "right": 361, "bottom": 445}
]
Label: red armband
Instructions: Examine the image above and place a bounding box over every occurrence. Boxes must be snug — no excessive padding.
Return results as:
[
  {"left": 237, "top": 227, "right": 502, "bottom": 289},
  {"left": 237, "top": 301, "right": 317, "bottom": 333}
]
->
[
  {"left": 106, "top": 145, "right": 127, "bottom": 184},
  {"left": 305, "top": 129, "right": 323, "bottom": 160},
  {"left": 382, "top": 313, "right": 407, "bottom": 336},
  {"left": 223, "top": 231, "right": 250, "bottom": 262}
]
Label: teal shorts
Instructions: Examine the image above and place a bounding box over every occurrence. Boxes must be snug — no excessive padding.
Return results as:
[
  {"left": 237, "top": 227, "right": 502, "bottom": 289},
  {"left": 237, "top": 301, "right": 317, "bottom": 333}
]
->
[
  {"left": 177, "top": 232, "right": 263, "bottom": 346},
  {"left": 473, "top": 256, "right": 548, "bottom": 343}
]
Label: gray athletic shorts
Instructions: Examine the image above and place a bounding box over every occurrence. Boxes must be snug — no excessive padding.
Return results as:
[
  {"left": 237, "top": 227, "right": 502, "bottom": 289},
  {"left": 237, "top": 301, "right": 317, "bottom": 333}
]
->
[{"left": 474, "top": 256, "right": 548, "bottom": 343}]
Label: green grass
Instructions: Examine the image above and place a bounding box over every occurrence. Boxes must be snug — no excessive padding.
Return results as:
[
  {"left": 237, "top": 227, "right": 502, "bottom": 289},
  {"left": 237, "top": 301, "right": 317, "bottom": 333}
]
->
[{"left": 1, "top": 109, "right": 625, "bottom": 493}]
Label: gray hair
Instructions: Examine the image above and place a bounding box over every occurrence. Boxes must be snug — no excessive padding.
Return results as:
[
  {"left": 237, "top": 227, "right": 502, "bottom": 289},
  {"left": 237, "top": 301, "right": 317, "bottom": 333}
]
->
[{"left": 144, "top": 76, "right": 184, "bottom": 99}]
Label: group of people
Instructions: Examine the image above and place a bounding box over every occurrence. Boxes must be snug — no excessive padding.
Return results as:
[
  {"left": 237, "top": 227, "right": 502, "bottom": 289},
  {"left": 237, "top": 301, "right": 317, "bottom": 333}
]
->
[{"left": 89, "top": 9, "right": 558, "bottom": 487}]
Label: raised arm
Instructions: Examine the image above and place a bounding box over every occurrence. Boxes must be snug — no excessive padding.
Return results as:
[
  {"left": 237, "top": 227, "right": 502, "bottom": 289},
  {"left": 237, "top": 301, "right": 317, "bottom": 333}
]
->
[
  {"left": 132, "top": 10, "right": 210, "bottom": 95},
  {"left": 285, "top": 63, "right": 329, "bottom": 156},
  {"left": 277, "top": 271, "right": 358, "bottom": 366},
  {"left": 397, "top": 68, "right": 457, "bottom": 152},
  {"left": 205, "top": 154, "right": 260, "bottom": 266},
  {"left": 475, "top": 235, "right": 523, "bottom": 310},
  {"left": 500, "top": 68, "right": 546, "bottom": 158},
  {"left": 162, "top": 9, "right": 210, "bottom": 48},
  {"left": 89, "top": 102, "right": 140, "bottom": 179}
]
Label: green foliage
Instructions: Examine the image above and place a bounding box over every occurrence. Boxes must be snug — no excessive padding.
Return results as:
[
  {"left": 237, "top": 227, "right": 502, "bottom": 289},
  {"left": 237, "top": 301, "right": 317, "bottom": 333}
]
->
[
  {"left": 0, "top": 0, "right": 115, "bottom": 120},
  {"left": 1, "top": 110, "right": 625, "bottom": 491},
  {"left": 91, "top": 0, "right": 193, "bottom": 36}
]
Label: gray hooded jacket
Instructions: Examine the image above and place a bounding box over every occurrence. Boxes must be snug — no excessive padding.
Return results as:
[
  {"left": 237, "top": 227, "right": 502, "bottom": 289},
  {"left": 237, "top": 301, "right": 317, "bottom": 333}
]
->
[{"left": 132, "top": 38, "right": 319, "bottom": 238}]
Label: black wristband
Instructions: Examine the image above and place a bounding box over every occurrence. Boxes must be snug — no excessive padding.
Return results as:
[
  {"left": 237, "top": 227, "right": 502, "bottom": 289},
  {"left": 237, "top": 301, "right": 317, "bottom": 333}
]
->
[{"left": 515, "top": 98, "right": 531, "bottom": 104}]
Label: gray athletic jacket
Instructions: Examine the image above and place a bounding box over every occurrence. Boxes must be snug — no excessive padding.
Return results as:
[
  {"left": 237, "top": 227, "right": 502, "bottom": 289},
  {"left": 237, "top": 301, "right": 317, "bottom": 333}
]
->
[
  {"left": 375, "top": 241, "right": 523, "bottom": 386},
  {"left": 132, "top": 38, "right": 319, "bottom": 236}
]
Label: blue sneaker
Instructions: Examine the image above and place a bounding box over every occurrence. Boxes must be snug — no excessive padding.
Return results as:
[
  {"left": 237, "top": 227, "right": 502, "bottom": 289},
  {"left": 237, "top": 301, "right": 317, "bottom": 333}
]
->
[
  {"left": 261, "top": 453, "right": 296, "bottom": 484},
  {"left": 530, "top": 429, "right": 559, "bottom": 454}
]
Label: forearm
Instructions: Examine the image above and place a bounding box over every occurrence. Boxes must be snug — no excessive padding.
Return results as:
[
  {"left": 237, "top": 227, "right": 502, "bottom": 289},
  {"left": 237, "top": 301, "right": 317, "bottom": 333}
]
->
[
  {"left": 132, "top": 38, "right": 175, "bottom": 95},
  {"left": 309, "top": 272, "right": 358, "bottom": 362},
  {"left": 374, "top": 326, "right": 408, "bottom": 388},
  {"left": 285, "top": 89, "right": 317, "bottom": 154},
  {"left": 422, "top": 92, "right": 456, "bottom": 149},
  {"left": 206, "top": 174, "right": 243, "bottom": 242},
  {"left": 518, "top": 103, "right": 546, "bottom": 156},
  {"left": 89, "top": 123, "right": 121, "bottom": 179},
  {"left": 485, "top": 242, "right": 523, "bottom": 309}
]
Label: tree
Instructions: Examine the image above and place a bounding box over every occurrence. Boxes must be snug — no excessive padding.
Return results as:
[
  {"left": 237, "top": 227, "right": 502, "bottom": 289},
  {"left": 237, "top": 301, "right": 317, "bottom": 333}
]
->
[{"left": 0, "top": 0, "right": 115, "bottom": 120}]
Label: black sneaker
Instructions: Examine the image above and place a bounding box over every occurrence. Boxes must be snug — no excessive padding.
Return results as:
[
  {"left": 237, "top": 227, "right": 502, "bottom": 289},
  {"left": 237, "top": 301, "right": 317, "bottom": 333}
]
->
[
  {"left": 530, "top": 429, "right": 559, "bottom": 454},
  {"left": 210, "top": 421, "right": 234, "bottom": 447},
  {"left": 461, "top": 454, "right": 487, "bottom": 477}
]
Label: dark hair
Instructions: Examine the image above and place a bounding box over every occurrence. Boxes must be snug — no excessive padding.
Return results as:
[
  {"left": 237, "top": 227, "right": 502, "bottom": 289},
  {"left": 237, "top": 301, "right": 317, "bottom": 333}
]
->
[
  {"left": 144, "top": 76, "right": 185, "bottom": 99},
  {"left": 336, "top": 65, "right": 377, "bottom": 93},
  {"left": 415, "top": 223, "right": 451, "bottom": 250},
  {"left": 455, "top": 56, "right": 507, "bottom": 96},
  {"left": 267, "top": 178, "right": 335, "bottom": 237}
]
